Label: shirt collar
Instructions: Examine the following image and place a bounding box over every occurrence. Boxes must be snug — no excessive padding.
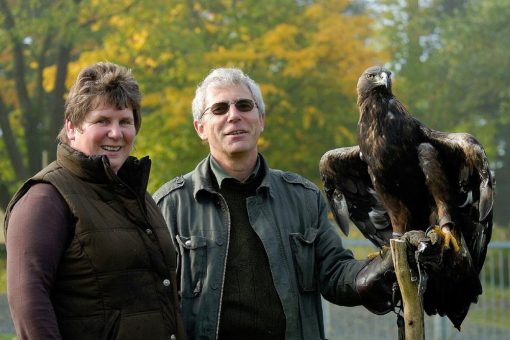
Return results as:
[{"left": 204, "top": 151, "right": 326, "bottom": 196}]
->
[{"left": 209, "top": 155, "right": 261, "bottom": 188}]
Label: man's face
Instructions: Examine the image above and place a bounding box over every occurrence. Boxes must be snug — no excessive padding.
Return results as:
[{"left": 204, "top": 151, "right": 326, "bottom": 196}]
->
[{"left": 194, "top": 84, "right": 264, "bottom": 164}]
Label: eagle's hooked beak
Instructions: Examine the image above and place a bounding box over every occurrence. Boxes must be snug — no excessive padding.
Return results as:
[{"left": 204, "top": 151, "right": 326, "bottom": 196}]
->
[{"left": 375, "top": 72, "right": 389, "bottom": 88}]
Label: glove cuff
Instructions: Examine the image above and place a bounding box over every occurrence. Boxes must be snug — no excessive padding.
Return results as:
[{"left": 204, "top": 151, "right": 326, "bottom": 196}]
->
[{"left": 355, "top": 250, "right": 396, "bottom": 315}]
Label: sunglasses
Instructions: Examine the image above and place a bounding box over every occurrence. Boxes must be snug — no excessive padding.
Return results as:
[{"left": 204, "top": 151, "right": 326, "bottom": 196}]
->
[{"left": 200, "top": 98, "right": 258, "bottom": 120}]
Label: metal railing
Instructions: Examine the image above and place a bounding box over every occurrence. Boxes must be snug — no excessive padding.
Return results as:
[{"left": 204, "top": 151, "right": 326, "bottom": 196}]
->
[{"left": 323, "top": 240, "right": 510, "bottom": 340}]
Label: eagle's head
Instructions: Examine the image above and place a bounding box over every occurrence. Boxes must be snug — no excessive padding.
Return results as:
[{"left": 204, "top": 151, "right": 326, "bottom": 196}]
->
[{"left": 357, "top": 66, "right": 393, "bottom": 101}]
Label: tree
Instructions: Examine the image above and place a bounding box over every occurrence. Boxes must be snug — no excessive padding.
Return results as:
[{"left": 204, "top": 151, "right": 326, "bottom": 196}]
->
[
  {"left": 133, "top": 0, "right": 387, "bottom": 191},
  {"left": 374, "top": 0, "right": 510, "bottom": 225},
  {"left": 0, "top": 0, "right": 141, "bottom": 208},
  {"left": 0, "top": 0, "right": 385, "bottom": 208}
]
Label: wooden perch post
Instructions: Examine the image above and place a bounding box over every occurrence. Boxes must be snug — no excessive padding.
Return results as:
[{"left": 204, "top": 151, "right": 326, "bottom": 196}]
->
[{"left": 390, "top": 239, "right": 425, "bottom": 340}]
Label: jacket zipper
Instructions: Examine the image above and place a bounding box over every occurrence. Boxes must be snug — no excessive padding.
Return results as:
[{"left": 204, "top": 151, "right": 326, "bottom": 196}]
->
[{"left": 214, "top": 194, "right": 231, "bottom": 340}]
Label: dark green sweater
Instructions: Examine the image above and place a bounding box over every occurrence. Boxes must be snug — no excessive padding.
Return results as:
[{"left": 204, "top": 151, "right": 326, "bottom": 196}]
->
[{"left": 215, "top": 171, "right": 286, "bottom": 340}]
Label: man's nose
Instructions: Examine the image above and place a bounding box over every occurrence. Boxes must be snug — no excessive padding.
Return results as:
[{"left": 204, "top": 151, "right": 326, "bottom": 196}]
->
[{"left": 225, "top": 103, "right": 242, "bottom": 120}]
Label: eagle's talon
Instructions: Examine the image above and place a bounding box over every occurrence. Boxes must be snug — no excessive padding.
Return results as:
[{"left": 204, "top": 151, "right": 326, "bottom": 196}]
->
[
  {"left": 367, "top": 245, "right": 390, "bottom": 260},
  {"left": 433, "top": 225, "right": 460, "bottom": 254}
]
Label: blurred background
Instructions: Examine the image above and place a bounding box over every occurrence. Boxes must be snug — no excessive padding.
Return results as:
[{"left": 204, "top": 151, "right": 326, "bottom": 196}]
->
[{"left": 0, "top": 0, "right": 508, "bottom": 339}]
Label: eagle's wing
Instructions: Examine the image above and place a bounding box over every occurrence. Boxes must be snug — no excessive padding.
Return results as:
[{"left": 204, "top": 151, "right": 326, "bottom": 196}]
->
[
  {"left": 319, "top": 145, "right": 393, "bottom": 248},
  {"left": 423, "top": 127, "right": 494, "bottom": 273}
]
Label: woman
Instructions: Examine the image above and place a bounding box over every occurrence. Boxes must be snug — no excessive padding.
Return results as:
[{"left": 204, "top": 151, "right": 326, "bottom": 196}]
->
[{"left": 5, "top": 62, "right": 185, "bottom": 340}]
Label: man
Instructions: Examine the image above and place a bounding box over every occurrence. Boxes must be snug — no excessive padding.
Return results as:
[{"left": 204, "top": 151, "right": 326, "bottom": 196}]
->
[{"left": 154, "top": 68, "right": 397, "bottom": 340}]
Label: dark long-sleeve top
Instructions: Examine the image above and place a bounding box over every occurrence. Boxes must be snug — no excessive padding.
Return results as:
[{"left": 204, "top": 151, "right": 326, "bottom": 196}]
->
[{"left": 6, "top": 183, "right": 72, "bottom": 340}]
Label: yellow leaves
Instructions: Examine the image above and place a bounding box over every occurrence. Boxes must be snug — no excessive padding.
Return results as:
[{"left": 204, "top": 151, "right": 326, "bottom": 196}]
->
[
  {"left": 170, "top": 3, "right": 185, "bottom": 18},
  {"left": 238, "top": 26, "right": 253, "bottom": 43},
  {"left": 304, "top": 0, "right": 351, "bottom": 20},
  {"left": 131, "top": 30, "right": 149, "bottom": 51},
  {"left": 91, "top": 22, "right": 102, "bottom": 32},
  {"left": 260, "top": 83, "right": 285, "bottom": 97},
  {"left": 1, "top": 0, "right": 392, "bottom": 191},
  {"left": 64, "top": 51, "right": 117, "bottom": 89},
  {"left": 254, "top": 0, "right": 384, "bottom": 79},
  {"left": 142, "top": 93, "right": 163, "bottom": 108},
  {"left": 159, "top": 52, "right": 173, "bottom": 63},
  {"left": 257, "top": 135, "right": 270, "bottom": 151},
  {"left": 43, "top": 65, "right": 56, "bottom": 92},
  {"left": 0, "top": 79, "right": 18, "bottom": 107},
  {"left": 109, "top": 15, "right": 127, "bottom": 28},
  {"left": 205, "top": 45, "right": 259, "bottom": 65},
  {"left": 190, "top": 2, "right": 204, "bottom": 13},
  {"left": 204, "top": 22, "right": 218, "bottom": 34},
  {"left": 259, "top": 23, "right": 320, "bottom": 77},
  {"left": 303, "top": 107, "right": 315, "bottom": 129},
  {"left": 303, "top": 106, "right": 327, "bottom": 129},
  {"left": 153, "top": 88, "right": 193, "bottom": 129},
  {"left": 261, "top": 24, "right": 299, "bottom": 58},
  {"left": 335, "top": 125, "right": 356, "bottom": 145},
  {"left": 134, "top": 56, "right": 158, "bottom": 69}
]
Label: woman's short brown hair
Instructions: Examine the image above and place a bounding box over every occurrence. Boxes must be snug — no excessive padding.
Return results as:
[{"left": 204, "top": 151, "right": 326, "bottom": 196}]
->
[{"left": 58, "top": 61, "right": 142, "bottom": 143}]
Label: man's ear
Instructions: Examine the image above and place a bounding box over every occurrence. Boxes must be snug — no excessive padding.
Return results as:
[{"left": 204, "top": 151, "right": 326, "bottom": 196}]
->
[
  {"left": 65, "top": 119, "right": 77, "bottom": 141},
  {"left": 194, "top": 119, "right": 208, "bottom": 141},
  {"left": 259, "top": 112, "right": 265, "bottom": 133}
]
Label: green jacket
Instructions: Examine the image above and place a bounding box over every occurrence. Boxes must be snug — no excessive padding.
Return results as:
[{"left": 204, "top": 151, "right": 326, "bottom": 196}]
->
[{"left": 154, "top": 154, "right": 367, "bottom": 340}]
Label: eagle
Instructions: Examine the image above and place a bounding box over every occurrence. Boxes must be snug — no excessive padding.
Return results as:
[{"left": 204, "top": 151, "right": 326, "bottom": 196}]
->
[{"left": 320, "top": 65, "right": 494, "bottom": 329}]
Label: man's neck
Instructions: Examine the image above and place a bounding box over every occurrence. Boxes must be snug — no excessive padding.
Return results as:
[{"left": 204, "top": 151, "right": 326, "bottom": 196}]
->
[{"left": 212, "top": 152, "right": 258, "bottom": 183}]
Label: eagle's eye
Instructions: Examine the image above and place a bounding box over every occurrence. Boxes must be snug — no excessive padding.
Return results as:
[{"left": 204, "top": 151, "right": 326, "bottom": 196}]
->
[{"left": 366, "top": 73, "right": 375, "bottom": 79}]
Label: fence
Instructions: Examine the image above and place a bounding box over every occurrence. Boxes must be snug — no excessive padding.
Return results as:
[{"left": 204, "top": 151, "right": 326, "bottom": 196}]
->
[
  {"left": 323, "top": 240, "right": 510, "bottom": 340},
  {"left": 0, "top": 242, "right": 508, "bottom": 338}
]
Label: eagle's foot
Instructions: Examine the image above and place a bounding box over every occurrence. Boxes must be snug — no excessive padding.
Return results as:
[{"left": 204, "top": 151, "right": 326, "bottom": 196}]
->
[
  {"left": 367, "top": 245, "right": 390, "bottom": 260},
  {"left": 433, "top": 225, "right": 460, "bottom": 253}
]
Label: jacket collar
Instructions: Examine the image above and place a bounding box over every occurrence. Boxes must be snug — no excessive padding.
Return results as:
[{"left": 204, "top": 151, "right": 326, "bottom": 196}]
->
[
  {"left": 56, "top": 142, "right": 151, "bottom": 196},
  {"left": 192, "top": 153, "right": 272, "bottom": 199}
]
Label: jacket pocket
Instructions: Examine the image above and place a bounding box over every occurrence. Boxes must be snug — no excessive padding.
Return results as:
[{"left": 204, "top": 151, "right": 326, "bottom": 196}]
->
[
  {"left": 289, "top": 228, "right": 319, "bottom": 292},
  {"left": 176, "top": 235, "right": 207, "bottom": 297}
]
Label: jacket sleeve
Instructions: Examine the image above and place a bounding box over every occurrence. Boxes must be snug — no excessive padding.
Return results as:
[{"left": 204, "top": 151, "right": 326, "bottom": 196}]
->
[
  {"left": 6, "top": 183, "right": 73, "bottom": 340},
  {"left": 315, "top": 192, "right": 368, "bottom": 306}
]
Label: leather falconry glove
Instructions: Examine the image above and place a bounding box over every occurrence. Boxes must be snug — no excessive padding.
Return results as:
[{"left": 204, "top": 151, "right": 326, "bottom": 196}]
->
[
  {"left": 355, "top": 230, "right": 443, "bottom": 315},
  {"left": 355, "top": 247, "right": 396, "bottom": 315}
]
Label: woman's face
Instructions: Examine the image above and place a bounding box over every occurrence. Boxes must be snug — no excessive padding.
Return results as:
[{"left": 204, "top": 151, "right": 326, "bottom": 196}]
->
[{"left": 66, "top": 104, "right": 136, "bottom": 173}]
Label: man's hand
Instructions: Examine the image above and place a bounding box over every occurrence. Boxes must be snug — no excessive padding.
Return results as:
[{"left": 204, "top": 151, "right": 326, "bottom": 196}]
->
[
  {"left": 355, "top": 229, "right": 443, "bottom": 314},
  {"left": 355, "top": 247, "right": 396, "bottom": 315}
]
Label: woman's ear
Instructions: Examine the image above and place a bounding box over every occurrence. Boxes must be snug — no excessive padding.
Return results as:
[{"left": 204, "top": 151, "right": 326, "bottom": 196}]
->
[{"left": 65, "top": 119, "right": 77, "bottom": 141}]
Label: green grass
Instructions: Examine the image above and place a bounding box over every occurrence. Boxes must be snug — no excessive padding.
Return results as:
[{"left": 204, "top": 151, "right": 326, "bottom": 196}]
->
[
  {"left": 0, "top": 335, "right": 15, "bottom": 340},
  {"left": 471, "top": 284, "right": 510, "bottom": 329},
  {"left": 0, "top": 257, "right": 5, "bottom": 294}
]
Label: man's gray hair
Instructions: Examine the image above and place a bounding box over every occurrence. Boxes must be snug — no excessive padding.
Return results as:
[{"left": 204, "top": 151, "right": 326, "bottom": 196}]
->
[{"left": 192, "top": 67, "right": 265, "bottom": 120}]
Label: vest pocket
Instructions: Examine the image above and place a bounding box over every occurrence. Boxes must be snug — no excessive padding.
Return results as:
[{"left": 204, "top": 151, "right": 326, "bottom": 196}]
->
[
  {"left": 58, "top": 310, "right": 120, "bottom": 340},
  {"left": 101, "top": 309, "right": 121, "bottom": 340},
  {"left": 176, "top": 235, "right": 207, "bottom": 297},
  {"left": 289, "top": 228, "right": 319, "bottom": 292}
]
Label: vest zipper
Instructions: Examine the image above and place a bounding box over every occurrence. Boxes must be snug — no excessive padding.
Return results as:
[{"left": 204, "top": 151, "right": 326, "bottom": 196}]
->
[{"left": 125, "top": 182, "right": 178, "bottom": 336}]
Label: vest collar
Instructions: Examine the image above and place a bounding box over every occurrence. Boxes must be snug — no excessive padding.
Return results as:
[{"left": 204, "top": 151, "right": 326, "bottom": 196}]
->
[{"left": 56, "top": 142, "right": 151, "bottom": 195}]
